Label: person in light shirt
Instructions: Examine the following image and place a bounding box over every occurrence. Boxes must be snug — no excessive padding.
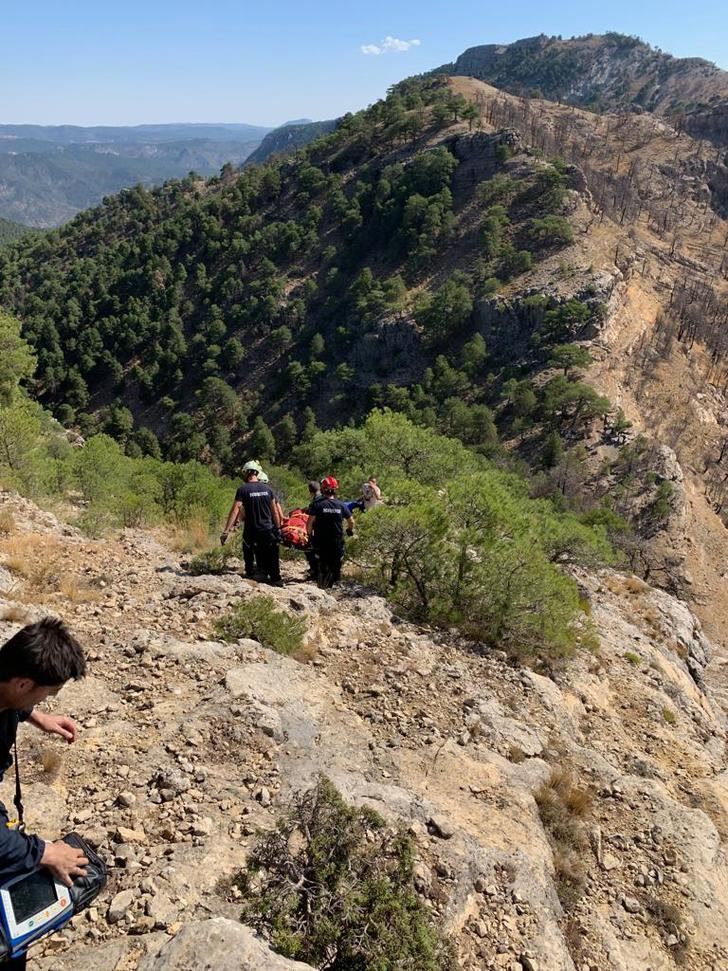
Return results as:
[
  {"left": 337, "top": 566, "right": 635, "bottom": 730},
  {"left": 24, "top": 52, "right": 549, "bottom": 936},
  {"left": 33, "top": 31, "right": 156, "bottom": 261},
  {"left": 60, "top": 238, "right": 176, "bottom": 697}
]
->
[{"left": 361, "top": 476, "right": 382, "bottom": 511}]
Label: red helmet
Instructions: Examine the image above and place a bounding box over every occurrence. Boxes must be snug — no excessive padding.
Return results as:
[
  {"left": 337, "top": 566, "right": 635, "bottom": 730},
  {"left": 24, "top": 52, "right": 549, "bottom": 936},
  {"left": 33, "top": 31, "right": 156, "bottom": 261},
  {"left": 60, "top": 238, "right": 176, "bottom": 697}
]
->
[{"left": 321, "top": 475, "right": 339, "bottom": 492}]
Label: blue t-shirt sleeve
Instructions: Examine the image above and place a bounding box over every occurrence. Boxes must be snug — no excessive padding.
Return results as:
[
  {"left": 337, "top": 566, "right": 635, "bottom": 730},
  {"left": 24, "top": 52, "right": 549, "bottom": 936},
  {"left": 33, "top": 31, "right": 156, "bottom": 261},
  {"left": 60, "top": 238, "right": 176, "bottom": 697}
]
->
[
  {"left": 341, "top": 503, "right": 352, "bottom": 519},
  {"left": 234, "top": 486, "right": 245, "bottom": 503}
]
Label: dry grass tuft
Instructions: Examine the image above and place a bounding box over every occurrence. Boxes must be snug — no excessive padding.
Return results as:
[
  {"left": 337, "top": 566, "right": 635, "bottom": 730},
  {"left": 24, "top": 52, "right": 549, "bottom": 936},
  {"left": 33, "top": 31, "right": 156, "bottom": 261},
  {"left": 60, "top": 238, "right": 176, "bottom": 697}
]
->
[
  {"left": 645, "top": 896, "right": 689, "bottom": 961},
  {"left": 58, "top": 576, "right": 98, "bottom": 603},
  {"left": 623, "top": 576, "right": 648, "bottom": 595},
  {"left": 535, "top": 766, "right": 593, "bottom": 910},
  {"left": 0, "top": 508, "right": 16, "bottom": 537},
  {"left": 166, "top": 517, "right": 212, "bottom": 554},
  {"left": 0, "top": 602, "right": 31, "bottom": 624},
  {"left": 562, "top": 917, "right": 587, "bottom": 964},
  {"left": 669, "top": 637, "right": 688, "bottom": 660},
  {"left": 0, "top": 536, "right": 85, "bottom": 600},
  {"left": 640, "top": 606, "right": 662, "bottom": 634},
  {"left": 292, "top": 643, "right": 318, "bottom": 664},
  {"left": 40, "top": 748, "right": 63, "bottom": 778}
]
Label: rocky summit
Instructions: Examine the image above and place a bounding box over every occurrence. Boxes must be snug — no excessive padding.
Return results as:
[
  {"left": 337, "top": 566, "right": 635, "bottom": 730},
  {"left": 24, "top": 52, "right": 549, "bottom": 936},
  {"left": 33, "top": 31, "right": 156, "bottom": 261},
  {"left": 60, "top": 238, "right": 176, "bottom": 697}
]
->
[{"left": 0, "top": 491, "right": 725, "bottom": 971}]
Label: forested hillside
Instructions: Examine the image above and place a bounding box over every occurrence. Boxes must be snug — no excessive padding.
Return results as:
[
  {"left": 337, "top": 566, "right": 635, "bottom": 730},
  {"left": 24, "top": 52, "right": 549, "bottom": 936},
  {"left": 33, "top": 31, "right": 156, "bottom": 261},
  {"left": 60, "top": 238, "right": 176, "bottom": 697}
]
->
[
  {"left": 0, "top": 75, "right": 610, "bottom": 475},
  {"left": 0, "top": 141, "right": 266, "bottom": 228},
  {"left": 0, "top": 217, "right": 36, "bottom": 246}
]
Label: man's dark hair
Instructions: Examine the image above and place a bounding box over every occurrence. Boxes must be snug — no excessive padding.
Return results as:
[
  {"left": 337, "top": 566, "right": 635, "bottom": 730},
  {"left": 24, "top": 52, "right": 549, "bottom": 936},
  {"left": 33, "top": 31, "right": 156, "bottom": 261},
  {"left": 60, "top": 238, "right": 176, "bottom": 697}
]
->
[
  {"left": 0, "top": 618, "right": 86, "bottom": 685},
  {"left": 308, "top": 480, "right": 321, "bottom": 495}
]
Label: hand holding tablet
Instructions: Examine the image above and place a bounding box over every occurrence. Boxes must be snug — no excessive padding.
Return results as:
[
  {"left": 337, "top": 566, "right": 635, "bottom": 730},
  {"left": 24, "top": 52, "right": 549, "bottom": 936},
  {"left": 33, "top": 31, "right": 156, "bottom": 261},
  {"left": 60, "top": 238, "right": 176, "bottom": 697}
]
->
[{"left": 40, "top": 841, "right": 88, "bottom": 887}]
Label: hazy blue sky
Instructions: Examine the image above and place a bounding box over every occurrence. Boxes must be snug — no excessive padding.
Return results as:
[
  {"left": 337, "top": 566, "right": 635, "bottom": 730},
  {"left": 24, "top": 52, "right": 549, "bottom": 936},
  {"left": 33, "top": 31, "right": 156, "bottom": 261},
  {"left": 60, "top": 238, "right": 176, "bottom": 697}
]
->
[{"left": 2, "top": 0, "right": 727, "bottom": 127}]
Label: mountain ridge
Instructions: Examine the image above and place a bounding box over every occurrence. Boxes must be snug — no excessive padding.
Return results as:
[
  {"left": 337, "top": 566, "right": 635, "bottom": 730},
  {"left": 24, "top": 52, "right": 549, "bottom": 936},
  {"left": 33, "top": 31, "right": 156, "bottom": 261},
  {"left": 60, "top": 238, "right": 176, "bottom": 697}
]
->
[{"left": 447, "top": 33, "right": 728, "bottom": 145}]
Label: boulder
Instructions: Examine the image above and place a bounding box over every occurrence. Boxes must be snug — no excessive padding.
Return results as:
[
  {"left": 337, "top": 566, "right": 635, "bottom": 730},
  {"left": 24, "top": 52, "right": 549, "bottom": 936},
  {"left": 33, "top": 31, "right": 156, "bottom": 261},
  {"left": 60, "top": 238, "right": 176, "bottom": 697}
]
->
[{"left": 138, "top": 918, "right": 315, "bottom": 970}]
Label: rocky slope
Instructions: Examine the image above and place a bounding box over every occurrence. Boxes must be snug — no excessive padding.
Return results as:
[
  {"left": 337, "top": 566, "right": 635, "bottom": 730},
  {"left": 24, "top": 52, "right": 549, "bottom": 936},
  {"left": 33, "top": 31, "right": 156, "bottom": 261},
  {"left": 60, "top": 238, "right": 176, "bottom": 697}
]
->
[
  {"left": 0, "top": 492, "right": 726, "bottom": 970},
  {"left": 443, "top": 76, "right": 728, "bottom": 658}
]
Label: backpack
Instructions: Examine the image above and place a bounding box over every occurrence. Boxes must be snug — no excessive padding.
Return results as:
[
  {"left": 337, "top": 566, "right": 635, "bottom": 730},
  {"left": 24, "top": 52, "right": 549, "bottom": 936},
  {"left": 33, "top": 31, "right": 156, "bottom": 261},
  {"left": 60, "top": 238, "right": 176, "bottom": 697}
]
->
[{"left": 281, "top": 508, "right": 311, "bottom": 549}]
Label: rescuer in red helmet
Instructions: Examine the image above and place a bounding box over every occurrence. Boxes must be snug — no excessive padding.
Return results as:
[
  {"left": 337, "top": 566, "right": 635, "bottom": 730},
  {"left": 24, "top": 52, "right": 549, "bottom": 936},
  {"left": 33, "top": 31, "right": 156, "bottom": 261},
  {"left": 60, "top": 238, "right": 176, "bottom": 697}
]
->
[{"left": 306, "top": 475, "right": 354, "bottom": 588}]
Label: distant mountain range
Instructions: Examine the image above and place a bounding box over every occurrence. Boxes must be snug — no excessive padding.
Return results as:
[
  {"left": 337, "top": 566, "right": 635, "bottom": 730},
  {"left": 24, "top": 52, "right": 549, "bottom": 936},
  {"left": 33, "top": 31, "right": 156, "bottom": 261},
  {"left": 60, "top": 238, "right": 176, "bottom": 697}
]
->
[
  {"left": 0, "top": 123, "right": 273, "bottom": 227},
  {"left": 0, "top": 122, "right": 270, "bottom": 146}
]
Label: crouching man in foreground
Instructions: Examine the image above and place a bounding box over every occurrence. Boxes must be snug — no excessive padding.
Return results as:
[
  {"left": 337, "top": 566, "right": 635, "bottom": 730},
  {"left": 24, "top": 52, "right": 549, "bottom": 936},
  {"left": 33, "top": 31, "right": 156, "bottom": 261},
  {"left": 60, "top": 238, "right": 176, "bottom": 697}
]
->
[{"left": 0, "top": 618, "right": 88, "bottom": 969}]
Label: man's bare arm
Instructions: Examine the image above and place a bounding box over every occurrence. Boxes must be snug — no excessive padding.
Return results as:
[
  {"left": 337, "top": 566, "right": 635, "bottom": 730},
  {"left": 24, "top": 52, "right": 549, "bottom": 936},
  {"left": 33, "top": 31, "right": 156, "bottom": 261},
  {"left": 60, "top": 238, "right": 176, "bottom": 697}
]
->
[
  {"left": 221, "top": 500, "right": 243, "bottom": 543},
  {"left": 271, "top": 499, "right": 282, "bottom": 529},
  {"left": 28, "top": 710, "right": 78, "bottom": 742}
]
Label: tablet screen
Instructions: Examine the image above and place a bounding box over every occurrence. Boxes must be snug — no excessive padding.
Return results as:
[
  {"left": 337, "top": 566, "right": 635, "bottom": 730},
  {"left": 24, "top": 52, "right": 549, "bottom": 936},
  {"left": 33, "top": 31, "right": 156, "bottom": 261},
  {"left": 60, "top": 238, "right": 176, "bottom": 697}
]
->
[{"left": 8, "top": 870, "right": 58, "bottom": 924}]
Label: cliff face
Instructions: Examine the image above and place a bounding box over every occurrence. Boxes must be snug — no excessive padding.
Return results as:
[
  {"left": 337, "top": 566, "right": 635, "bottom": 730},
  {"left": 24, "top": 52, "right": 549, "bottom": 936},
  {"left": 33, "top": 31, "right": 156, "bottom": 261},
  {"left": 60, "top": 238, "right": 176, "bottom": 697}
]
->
[
  {"left": 0, "top": 492, "right": 726, "bottom": 971},
  {"left": 452, "top": 34, "right": 728, "bottom": 147}
]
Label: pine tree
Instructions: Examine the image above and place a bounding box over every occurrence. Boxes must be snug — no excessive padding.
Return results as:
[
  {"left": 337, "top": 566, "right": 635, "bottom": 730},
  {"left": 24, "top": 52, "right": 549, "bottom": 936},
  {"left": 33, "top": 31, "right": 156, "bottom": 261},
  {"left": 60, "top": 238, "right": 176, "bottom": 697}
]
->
[{"left": 250, "top": 416, "right": 276, "bottom": 462}]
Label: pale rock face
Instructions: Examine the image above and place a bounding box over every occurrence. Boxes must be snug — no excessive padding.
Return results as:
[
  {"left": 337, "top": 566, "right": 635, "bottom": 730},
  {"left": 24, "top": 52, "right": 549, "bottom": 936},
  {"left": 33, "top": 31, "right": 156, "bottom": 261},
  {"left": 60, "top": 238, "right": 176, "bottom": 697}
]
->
[{"left": 137, "top": 918, "right": 315, "bottom": 970}]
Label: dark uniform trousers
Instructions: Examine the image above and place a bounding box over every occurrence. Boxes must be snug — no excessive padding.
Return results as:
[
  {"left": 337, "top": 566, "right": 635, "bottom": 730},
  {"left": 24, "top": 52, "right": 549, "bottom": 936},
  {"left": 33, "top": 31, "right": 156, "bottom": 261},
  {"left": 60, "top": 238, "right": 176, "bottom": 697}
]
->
[
  {"left": 305, "top": 549, "right": 318, "bottom": 579},
  {"left": 243, "top": 528, "right": 281, "bottom": 581},
  {"left": 315, "top": 539, "right": 344, "bottom": 587}
]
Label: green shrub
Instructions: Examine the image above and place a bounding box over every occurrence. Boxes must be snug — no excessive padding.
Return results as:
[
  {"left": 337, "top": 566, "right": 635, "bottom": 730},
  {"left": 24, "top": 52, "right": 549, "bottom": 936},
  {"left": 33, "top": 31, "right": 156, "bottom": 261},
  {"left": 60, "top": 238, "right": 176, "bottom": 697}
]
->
[
  {"left": 650, "top": 480, "right": 675, "bottom": 523},
  {"left": 529, "top": 215, "right": 574, "bottom": 247},
  {"left": 415, "top": 273, "right": 473, "bottom": 346},
  {"left": 188, "top": 546, "right": 233, "bottom": 576},
  {"left": 0, "top": 312, "right": 36, "bottom": 407},
  {"left": 74, "top": 504, "right": 116, "bottom": 538},
  {"left": 214, "top": 595, "right": 306, "bottom": 655},
  {"left": 354, "top": 468, "right": 609, "bottom": 658},
  {"left": 297, "top": 412, "right": 610, "bottom": 658},
  {"left": 239, "top": 777, "right": 457, "bottom": 970},
  {"left": 476, "top": 174, "right": 517, "bottom": 206},
  {"left": 0, "top": 398, "right": 44, "bottom": 492}
]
